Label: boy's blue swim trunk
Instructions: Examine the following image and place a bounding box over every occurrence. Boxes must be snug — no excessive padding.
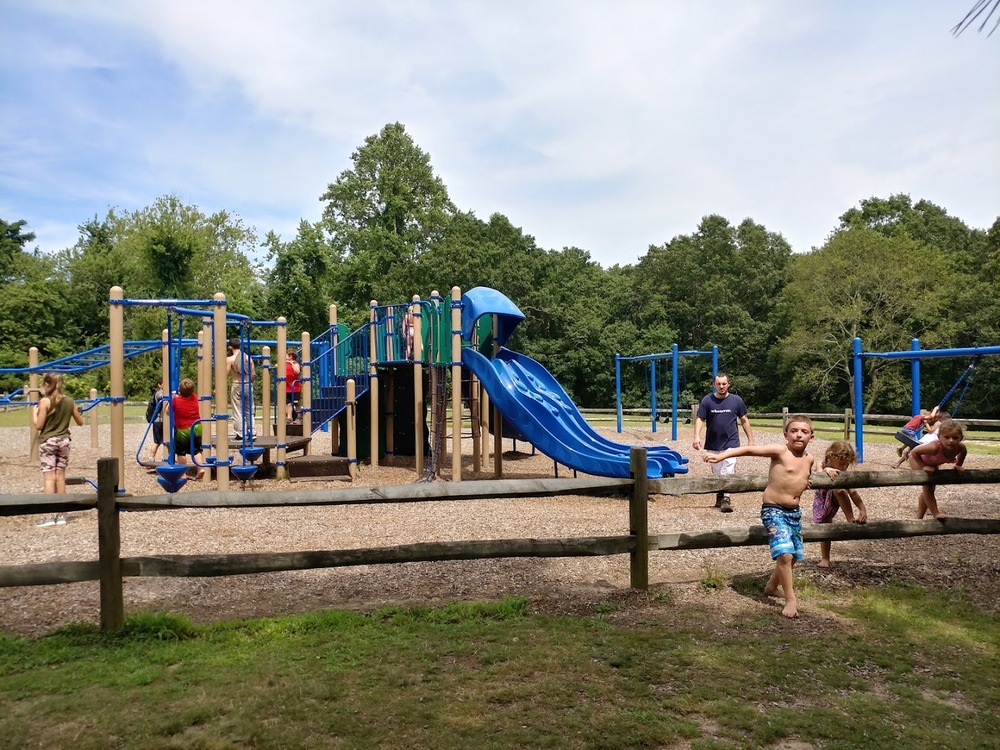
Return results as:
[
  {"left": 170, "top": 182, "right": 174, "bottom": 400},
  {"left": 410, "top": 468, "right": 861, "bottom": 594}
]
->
[{"left": 761, "top": 503, "right": 804, "bottom": 561}]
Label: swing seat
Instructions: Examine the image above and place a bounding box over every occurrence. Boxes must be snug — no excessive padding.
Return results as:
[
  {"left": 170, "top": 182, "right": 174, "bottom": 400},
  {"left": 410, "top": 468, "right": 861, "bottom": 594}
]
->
[{"left": 893, "top": 428, "right": 921, "bottom": 450}]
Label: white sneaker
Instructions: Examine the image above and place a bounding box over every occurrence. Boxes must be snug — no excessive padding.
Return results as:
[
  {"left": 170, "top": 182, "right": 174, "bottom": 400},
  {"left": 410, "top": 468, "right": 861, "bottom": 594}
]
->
[
  {"left": 55, "top": 515, "right": 67, "bottom": 525},
  {"left": 37, "top": 517, "right": 57, "bottom": 527}
]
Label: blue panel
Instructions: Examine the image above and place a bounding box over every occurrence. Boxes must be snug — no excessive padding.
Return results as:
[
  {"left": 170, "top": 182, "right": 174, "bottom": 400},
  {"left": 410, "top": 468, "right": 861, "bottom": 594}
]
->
[{"left": 460, "top": 287, "right": 525, "bottom": 346}]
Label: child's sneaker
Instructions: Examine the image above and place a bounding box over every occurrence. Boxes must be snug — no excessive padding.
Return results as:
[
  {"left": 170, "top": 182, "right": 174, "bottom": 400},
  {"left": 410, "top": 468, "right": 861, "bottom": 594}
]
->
[
  {"left": 37, "top": 517, "right": 57, "bottom": 527},
  {"left": 55, "top": 515, "right": 67, "bottom": 525}
]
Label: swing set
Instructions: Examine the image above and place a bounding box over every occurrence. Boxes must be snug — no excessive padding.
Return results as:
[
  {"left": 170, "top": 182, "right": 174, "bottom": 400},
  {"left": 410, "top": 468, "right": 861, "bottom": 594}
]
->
[
  {"left": 851, "top": 337, "right": 1000, "bottom": 462},
  {"left": 614, "top": 345, "right": 719, "bottom": 440}
]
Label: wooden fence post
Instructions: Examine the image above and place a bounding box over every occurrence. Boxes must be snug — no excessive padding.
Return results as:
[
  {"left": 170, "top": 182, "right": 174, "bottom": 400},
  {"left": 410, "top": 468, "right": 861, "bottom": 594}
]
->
[
  {"left": 629, "top": 447, "right": 648, "bottom": 590},
  {"left": 782, "top": 407, "right": 789, "bottom": 428},
  {"left": 844, "top": 408, "right": 852, "bottom": 440},
  {"left": 97, "top": 457, "right": 123, "bottom": 632}
]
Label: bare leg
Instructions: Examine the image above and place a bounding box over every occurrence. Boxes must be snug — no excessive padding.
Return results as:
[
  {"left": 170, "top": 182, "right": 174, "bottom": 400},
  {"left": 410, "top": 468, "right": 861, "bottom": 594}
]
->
[
  {"left": 764, "top": 567, "right": 783, "bottom": 598},
  {"left": 54, "top": 469, "right": 67, "bottom": 494},
  {"left": 818, "top": 540, "right": 832, "bottom": 568},
  {"left": 920, "top": 485, "right": 946, "bottom": 520},
  {"left": 765, "top": 555, "right": 798, "bottom": 618}
]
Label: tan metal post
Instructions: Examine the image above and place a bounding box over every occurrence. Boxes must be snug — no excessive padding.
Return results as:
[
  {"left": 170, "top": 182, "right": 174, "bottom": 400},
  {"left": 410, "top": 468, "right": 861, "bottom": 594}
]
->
[
  {"left": 262, "top": 346, "right": 272, "bottom": 439},
  {"left": 412, "top": 296, "right": 424, "bottom": 475},
  {"left": 277, "top": 326, "right": 287, "bottom": 476},
  {"left": 451, "top": 286, "right": 462, "bottom": 481},
  {"left": 369, "top": 300, "right": 379, "bottom": 467},
  {"left": 493, "top": 314, "right": 503, "bottom": 478},
  {"left": 109, "top": 287, "right": 125, "bottom": 487},
  {"left": 347, "top": 378, "right": 357, "bottom": 479},
  {"left": 213, "top": 293, "right": 229, "bottom": 490},
  {"left": 480, "top": 388, "right": 490, "bottom": 466},
  {"left": 301, "top": 333, "right": 311, "bottom": 457}
]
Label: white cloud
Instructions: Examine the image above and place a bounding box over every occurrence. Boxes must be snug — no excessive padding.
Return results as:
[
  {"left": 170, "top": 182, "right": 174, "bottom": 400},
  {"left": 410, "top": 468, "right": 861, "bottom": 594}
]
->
[{"left": 3, "top": 0, "right": 998, "bottom": 265}]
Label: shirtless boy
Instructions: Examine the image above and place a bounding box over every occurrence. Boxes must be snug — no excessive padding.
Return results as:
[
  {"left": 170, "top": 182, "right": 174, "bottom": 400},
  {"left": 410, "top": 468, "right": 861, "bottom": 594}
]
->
[{"left": 705, "top": 415, "right": 816, "bottom": 618}]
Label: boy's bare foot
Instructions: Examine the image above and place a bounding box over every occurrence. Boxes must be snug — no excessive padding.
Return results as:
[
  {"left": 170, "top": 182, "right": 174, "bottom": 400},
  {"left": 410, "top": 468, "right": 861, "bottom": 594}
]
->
[
  {"left": 933, "top": 512, "right": 948, "bottom": 520},
  {"left": 781, "top": 597, "right": 799, "bottom": 618},
  {"left": 763, "top": 584, "right": 784, "bottom": 598},
  {"left": 818, "top": 559, "right": 831, "bottom": 568}
]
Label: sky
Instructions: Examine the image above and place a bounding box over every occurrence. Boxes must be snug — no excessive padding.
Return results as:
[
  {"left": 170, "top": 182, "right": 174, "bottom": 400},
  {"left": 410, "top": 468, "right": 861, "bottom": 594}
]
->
[{"left": 1, "top": 0, "right": 998, "bottom": 269}]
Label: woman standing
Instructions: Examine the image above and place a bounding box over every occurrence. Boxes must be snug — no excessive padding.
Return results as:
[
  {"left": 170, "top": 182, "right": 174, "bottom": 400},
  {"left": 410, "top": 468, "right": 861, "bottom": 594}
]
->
[{"left": 33, "top": 373, "right": 84, "bottom": 526}]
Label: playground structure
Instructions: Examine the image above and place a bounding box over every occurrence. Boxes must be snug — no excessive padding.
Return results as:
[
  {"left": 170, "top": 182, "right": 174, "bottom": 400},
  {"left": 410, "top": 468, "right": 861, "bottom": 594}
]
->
[
  {"left": 614, "top": 346, "right": 719, "bottom": 439},
  {"left": 851, "top": 337, "right": 1000, "bottom": 462},
  {"left": 5, "top": 285, "right": 691, "bottom": 494}
]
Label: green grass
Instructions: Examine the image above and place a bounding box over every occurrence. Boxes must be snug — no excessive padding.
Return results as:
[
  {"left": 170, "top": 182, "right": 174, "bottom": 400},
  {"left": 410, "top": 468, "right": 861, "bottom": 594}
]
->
[{"left": 2, "top": 588, "right": 997, "bottom": 749}]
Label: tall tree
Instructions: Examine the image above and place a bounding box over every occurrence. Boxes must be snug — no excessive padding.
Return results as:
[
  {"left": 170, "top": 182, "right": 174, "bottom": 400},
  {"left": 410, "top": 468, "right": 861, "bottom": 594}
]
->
[
  {"left": 321, "top": 123, "right": 456, "bottom": 312},
  {"left": 263, "top": 221, "right": 338, "bottom": 336},
  {"left": 776, "top": 228, "right": 955, "bottom": 413},
  {"left": 631, "top": 215, "right": 791, "bottom": 406},
  {"left": 0, "top": 218, "right": 37, "bottom": 284}
]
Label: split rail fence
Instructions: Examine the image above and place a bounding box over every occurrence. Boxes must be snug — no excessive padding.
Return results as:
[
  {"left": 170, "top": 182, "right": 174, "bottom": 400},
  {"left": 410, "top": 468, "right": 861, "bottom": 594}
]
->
[{"left": 2, "top": 452, "right": 999, "bottom": 632}]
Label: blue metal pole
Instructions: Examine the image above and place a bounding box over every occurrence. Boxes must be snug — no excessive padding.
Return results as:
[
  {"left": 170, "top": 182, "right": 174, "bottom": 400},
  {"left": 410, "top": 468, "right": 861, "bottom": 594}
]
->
[
  {"left": 615, "top": 354, "right": 622, "bottom": 433},
  {"left": 853, "top": 337, "right": 864, "bottom": 463},
  {"left": 671, "top": 343, "right": 679, "bottom": 441},
  {"left": 650, "top": 360, "right": 657, "bottom": 433},
  {"left": 911, "top": 338, "right": 921, "bottom": 415},
  {"left": 711, "top": 346, "right": 719, "bottom": 378}
]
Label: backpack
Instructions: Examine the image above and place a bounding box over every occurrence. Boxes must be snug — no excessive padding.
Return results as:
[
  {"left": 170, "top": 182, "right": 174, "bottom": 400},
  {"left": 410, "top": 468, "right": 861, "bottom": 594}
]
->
[{"left": 145, "top": 392, "right": 158, "bottom": 423}]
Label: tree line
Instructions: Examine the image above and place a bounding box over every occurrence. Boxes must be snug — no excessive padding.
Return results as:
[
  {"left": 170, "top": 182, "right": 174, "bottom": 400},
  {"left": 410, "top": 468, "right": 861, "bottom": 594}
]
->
[{"left": 3, "top": 122, "right": 998, "bottom": 417}]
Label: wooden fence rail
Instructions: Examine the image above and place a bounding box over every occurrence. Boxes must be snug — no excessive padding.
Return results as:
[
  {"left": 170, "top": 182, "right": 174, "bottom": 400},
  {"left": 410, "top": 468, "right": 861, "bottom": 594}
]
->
[{"left": 2, "top": 454, "right": 998, "bottom": 631}]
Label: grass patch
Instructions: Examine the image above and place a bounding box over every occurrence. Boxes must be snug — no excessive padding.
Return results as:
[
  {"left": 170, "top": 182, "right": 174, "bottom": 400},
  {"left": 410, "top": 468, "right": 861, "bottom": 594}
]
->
[{"left": 5, "top": 588, "right": 993, "bottom": 748}]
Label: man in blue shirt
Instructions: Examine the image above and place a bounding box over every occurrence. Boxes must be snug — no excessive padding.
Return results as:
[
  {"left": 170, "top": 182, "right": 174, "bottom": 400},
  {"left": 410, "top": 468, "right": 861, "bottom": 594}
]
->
[{"left": 692, "top": 373, "right": 754, "bottom": 512}]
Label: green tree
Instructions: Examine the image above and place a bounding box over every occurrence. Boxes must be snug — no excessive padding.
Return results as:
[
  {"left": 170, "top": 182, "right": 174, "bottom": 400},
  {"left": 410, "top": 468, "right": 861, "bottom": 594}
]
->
[
  {"left": 263, "top": 221, "right": 338, "bottom": 337},
  {"left": 776, "top": 228, "right": 956, "bottom": 413},
  {"left": 631, "top": 215, "right": 791, "bottom": 407},
  {"left": 321, "top": 123, "right": 456, "bottom": 313},
  {"left": 1, "top": 218, "right": 37, "bottom": 284}
]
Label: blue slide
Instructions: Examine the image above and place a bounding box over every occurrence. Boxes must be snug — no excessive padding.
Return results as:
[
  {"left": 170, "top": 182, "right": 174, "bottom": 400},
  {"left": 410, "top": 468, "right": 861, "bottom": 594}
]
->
[{"left": 462, "top": 347, "right": 688, "bottom": 478}]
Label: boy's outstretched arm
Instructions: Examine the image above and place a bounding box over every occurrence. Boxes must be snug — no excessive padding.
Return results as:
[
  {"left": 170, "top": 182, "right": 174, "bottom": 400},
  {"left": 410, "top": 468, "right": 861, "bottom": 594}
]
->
[{"left": 704, "top": 444, "right": 782, "bottom": 463}]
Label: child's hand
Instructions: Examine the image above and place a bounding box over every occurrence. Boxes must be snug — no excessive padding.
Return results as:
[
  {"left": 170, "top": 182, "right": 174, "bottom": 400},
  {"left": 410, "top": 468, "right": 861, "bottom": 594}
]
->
[
  {"left": 954, "top": 464, "right": 965, "bottom": 473},
  {"left": 824, "top": 467, "right": 841, "bottom": 479},
  {"left": 923, "top": 466, "right": 936, "bottom": 475},
  {"left": 703, "top": 454, "right": 718, "bottom": 464}
]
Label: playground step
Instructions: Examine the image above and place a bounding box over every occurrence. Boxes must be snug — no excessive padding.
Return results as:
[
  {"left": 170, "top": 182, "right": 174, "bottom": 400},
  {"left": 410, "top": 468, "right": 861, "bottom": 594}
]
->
[
  {"left": 272, "top": 422, "right": 305, "bottom": 437},
  {"left": 285, "top": 454, "right": 352, "bottom": 482}
]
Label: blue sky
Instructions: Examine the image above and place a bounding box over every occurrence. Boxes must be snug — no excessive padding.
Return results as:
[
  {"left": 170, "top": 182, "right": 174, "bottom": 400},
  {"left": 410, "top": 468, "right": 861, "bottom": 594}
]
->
[{"left": 1, "top": 0, "right": 997, "bottom": 268}]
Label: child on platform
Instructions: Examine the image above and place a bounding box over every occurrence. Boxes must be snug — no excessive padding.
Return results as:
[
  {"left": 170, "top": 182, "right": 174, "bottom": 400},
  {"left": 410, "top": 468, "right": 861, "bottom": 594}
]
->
[
  {"left": 705, "top": 415, "right": 816, "bottom": 619},
  {"left": 908, "top": 419, "right": 967, "bottom": 520},
  {"left": 813, "top": 441, "right": 868, "bottom": 568}
]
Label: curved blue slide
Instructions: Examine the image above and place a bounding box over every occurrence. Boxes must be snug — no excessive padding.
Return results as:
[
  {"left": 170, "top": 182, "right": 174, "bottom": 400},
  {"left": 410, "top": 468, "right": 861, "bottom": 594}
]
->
[{"left": 462, "top": 347, "right": 688, "bottom": 478}]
